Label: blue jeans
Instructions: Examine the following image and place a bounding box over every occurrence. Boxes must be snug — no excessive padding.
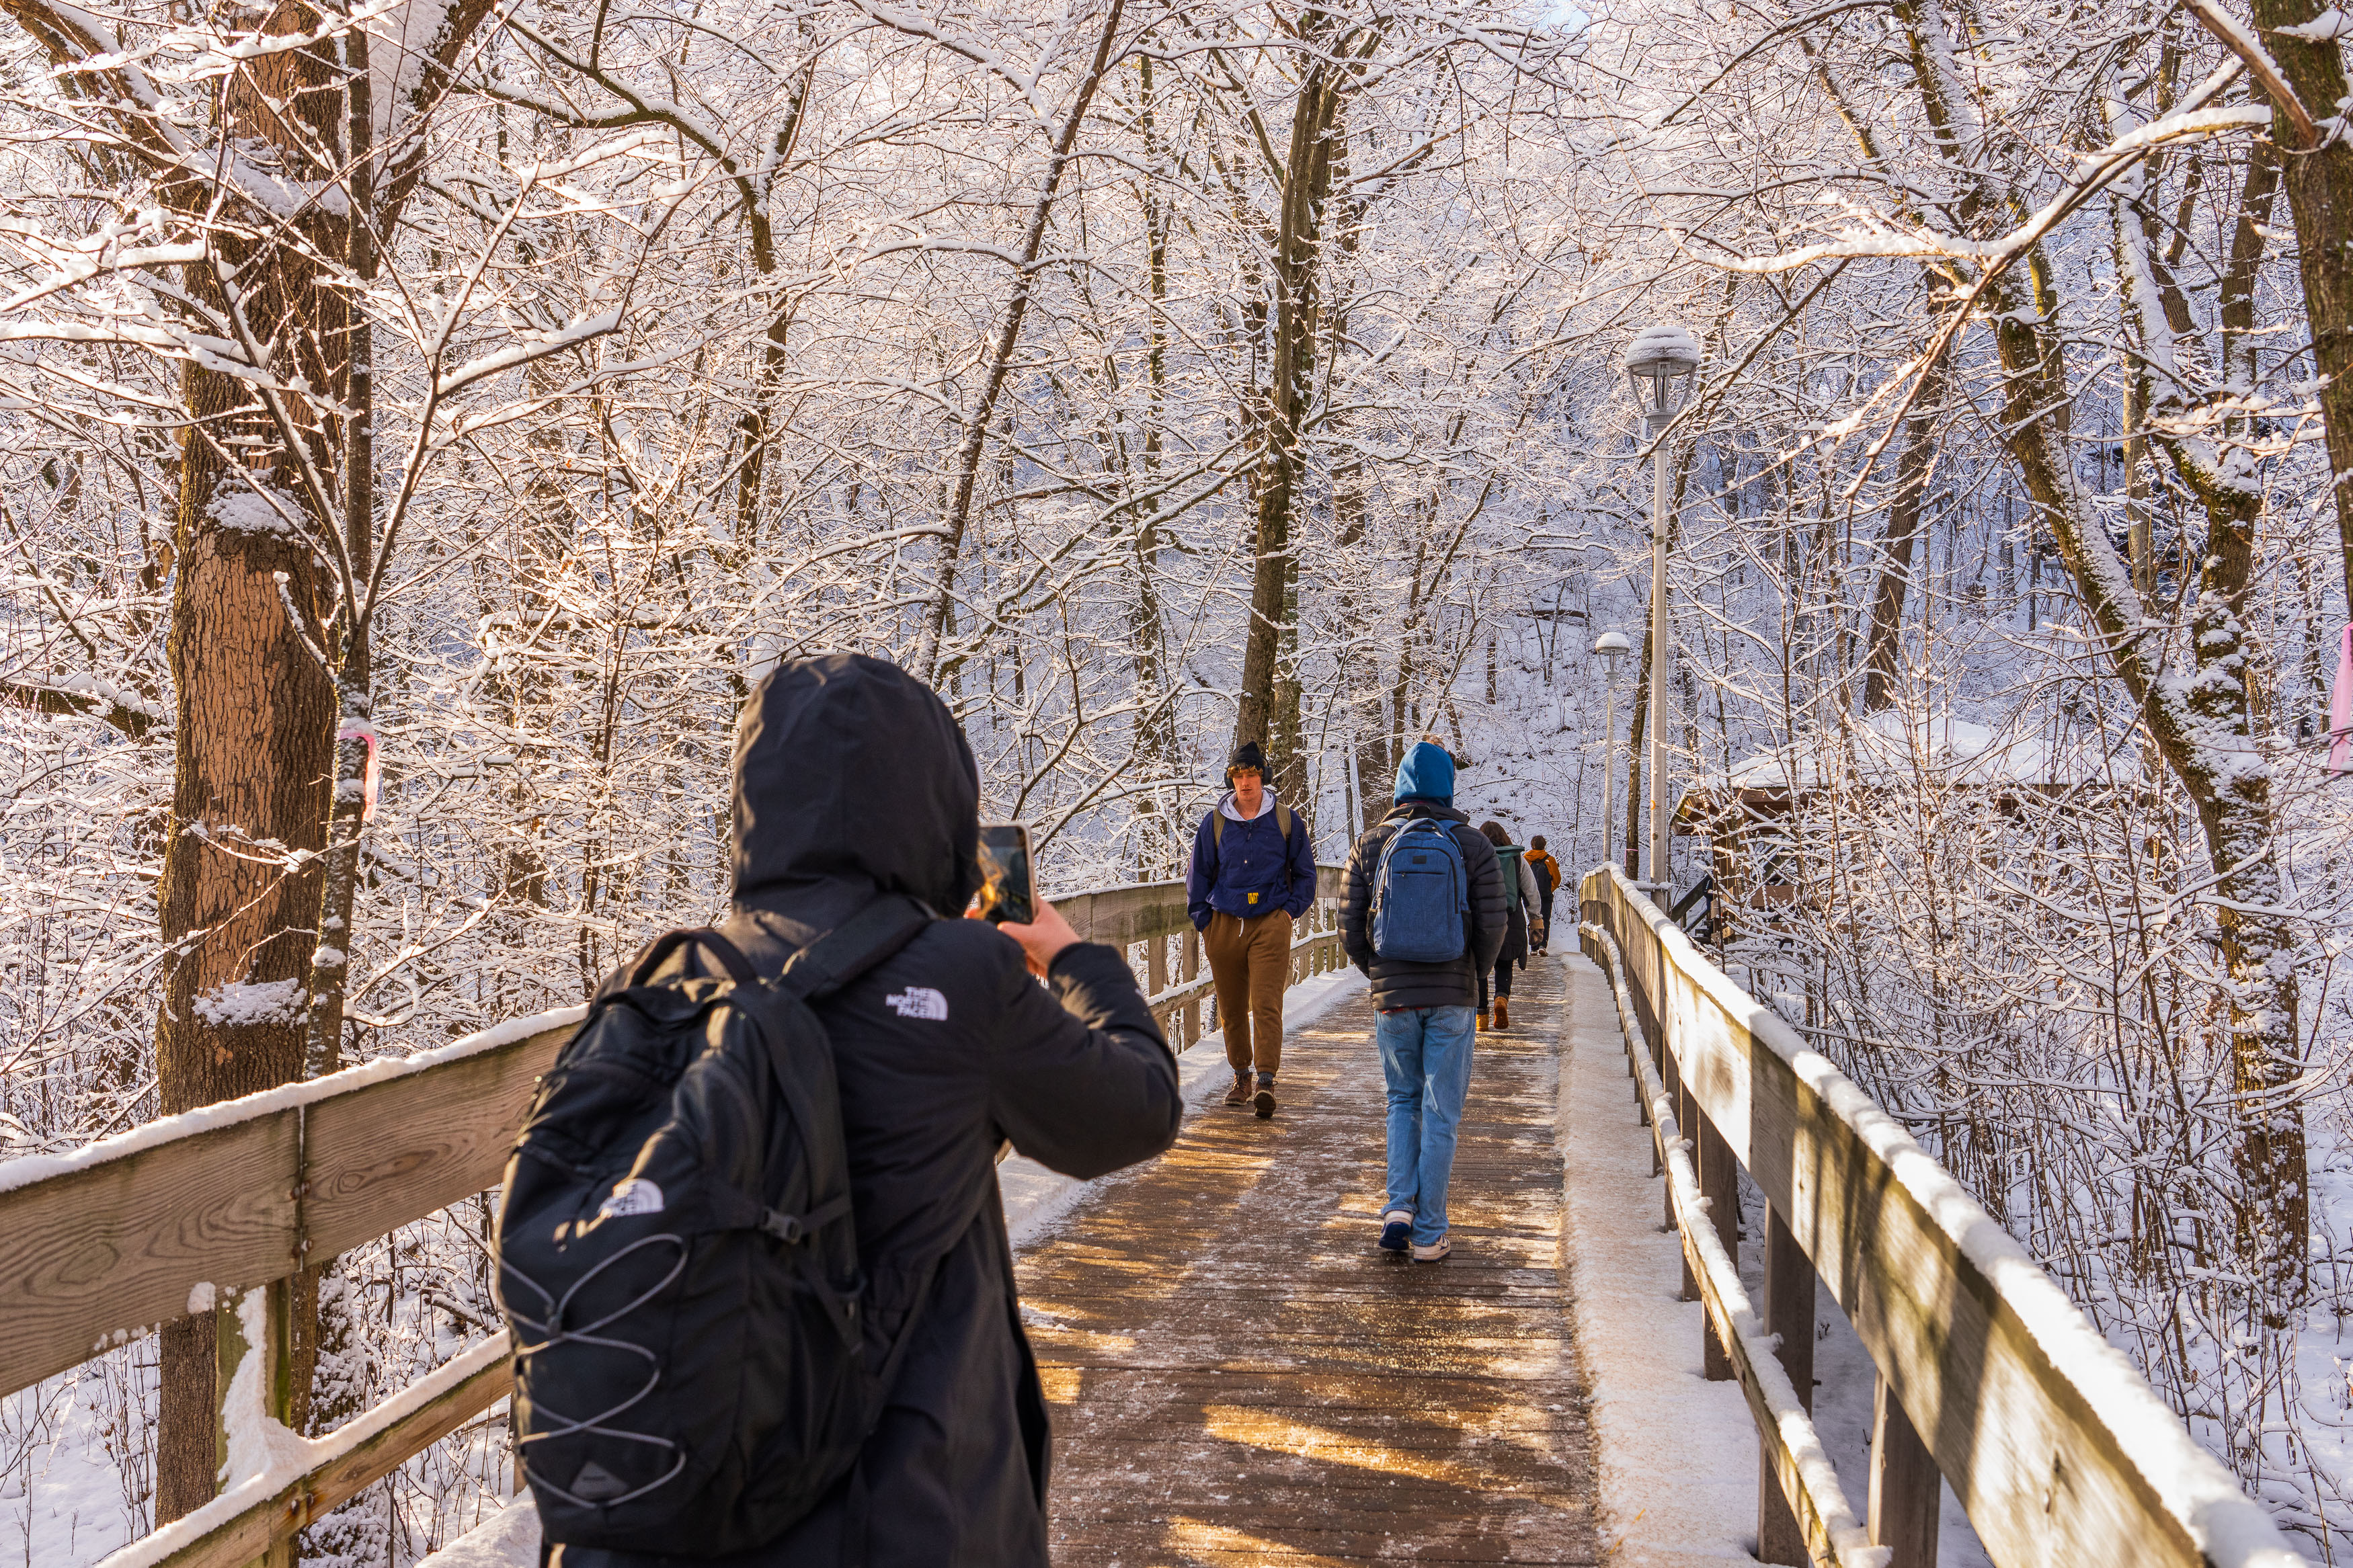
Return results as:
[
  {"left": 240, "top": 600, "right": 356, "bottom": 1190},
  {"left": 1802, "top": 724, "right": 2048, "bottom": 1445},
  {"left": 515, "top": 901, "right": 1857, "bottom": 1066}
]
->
[{"left": 1374, "top": 1006, "right": 1476, "bottom": 1247}]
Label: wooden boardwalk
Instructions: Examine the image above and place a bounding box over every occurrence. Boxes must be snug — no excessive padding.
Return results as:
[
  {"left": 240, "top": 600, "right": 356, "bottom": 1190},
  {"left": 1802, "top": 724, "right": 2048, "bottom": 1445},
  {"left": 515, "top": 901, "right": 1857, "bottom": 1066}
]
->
[{"left": 1019, "top": 959, "right": 1602, "bottom": 1565}]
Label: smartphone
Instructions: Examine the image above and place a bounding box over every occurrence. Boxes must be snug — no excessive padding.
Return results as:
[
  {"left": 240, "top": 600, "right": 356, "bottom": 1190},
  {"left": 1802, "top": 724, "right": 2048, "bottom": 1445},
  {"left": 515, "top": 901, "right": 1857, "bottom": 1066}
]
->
[{"left": 975, "top": 823, "right": 1037, "bottom": 925}]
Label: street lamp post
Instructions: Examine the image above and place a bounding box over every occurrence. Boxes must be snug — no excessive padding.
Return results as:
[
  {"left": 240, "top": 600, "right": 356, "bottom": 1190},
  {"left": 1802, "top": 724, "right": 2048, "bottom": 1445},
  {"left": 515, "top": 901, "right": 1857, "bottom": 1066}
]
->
[
  {"left": 1624, "top": 325, "right": 1702, "bottom": 896},
  {"left": 1593, "top": 630, "right": 1630, "bottom": 870}
]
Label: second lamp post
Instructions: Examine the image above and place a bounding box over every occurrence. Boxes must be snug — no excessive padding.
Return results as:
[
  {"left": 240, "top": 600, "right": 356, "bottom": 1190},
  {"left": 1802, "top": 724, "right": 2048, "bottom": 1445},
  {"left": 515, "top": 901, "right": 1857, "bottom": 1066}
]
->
[{"left": 1622, "top": 324, "right": 1701, "bottom": 896}]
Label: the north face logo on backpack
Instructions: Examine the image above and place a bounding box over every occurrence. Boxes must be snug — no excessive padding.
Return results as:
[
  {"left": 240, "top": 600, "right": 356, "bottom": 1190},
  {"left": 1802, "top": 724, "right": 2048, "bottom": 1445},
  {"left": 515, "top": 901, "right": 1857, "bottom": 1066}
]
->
[
  {"left": 885, "top": 986, "right": 948, "bottom": 1021},
  {"left": 596, "top": 1178, "right": 664, "bottom": 1219}
]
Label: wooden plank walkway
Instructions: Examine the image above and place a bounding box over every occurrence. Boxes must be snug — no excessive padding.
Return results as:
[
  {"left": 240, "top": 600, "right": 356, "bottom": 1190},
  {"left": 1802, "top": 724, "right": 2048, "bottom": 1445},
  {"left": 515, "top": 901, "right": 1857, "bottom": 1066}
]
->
[{"left": 1019, "top": 959, "right": 1603, "bottom": 1565}]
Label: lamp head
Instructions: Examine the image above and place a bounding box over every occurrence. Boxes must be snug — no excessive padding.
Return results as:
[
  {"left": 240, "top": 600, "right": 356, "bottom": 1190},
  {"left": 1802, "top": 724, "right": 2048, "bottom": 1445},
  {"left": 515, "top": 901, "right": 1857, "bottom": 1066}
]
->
[
  {"left": 1593, "top": 628, "right": 1631, "bottom": 676},
  {"left": 1624, "top": 324, "right": 1702, "bottom": 427}
]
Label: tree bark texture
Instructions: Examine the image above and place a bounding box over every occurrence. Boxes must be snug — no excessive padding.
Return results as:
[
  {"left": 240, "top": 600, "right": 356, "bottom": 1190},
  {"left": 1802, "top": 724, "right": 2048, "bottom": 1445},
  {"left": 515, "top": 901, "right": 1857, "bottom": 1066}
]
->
[
  {"left": 2229, "top": 0, "right": 2353, "bottom": 614},
  {"left": 1232, "top": 19, "right": 1344, "bottom": 807},
  {"left": 151, "top": 5, "right": 348, "bottom": 1518},
  {"left": 1859, "top": 356, "right": 1949, "bottom": 713}
]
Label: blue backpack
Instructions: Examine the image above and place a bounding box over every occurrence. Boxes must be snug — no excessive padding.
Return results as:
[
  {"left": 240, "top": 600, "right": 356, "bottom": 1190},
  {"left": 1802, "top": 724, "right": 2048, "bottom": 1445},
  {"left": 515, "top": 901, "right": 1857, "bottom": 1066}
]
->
[{"left": 1370, "top": 819, "right": 1470, "bottom": 963}]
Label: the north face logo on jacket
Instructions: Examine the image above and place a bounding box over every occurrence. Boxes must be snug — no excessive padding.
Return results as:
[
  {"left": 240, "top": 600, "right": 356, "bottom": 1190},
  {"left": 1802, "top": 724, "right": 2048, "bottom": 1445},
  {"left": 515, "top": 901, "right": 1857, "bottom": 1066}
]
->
[{"left": 886, "top": 986, "right": 949, "bottom": 1021}]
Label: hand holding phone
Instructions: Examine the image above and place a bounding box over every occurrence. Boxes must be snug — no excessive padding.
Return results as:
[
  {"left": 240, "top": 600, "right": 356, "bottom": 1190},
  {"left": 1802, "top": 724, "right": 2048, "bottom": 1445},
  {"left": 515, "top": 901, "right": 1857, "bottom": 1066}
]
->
[
  {"left": 973, "top": 823, "right": 1076, "bottom": 975},
  {"left": 975, "top": 823, "right": 1037, "bottom": 925}
]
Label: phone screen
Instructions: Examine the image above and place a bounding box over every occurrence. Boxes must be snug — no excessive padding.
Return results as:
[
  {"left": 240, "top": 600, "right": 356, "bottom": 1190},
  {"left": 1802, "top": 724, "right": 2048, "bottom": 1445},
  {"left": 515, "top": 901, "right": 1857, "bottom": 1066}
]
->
[{"left": 975, "top": 823, "right": 1037, "bottom": 925}]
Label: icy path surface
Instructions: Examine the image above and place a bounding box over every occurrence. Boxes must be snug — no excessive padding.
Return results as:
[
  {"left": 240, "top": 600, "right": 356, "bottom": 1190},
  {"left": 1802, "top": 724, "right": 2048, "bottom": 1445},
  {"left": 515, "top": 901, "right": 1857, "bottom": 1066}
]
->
[{"left": 1016, "top": 954, "right": 1600, "bottom": 1563}]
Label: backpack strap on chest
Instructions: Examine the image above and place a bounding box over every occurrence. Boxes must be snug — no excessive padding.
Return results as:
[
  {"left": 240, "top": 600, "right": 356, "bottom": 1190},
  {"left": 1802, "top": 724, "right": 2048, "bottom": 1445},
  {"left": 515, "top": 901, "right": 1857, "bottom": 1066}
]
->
[{"left": 1211, "top": 802, "right": 1293, "bottom": 848}]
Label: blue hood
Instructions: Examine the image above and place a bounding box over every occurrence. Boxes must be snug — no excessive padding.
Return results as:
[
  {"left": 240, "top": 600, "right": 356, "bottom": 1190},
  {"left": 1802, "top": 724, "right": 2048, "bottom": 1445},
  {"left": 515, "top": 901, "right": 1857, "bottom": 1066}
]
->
[{"left": 1392, "top": 741, "right": 1455, "bottom": 804}]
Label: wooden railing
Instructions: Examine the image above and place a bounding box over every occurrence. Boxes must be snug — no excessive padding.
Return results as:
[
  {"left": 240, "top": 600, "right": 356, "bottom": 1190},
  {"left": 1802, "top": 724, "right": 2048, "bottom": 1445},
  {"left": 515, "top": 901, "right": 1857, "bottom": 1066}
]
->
[
  {"left": 1578, "top": 864, "right": 2308, "bottom": 1568},
  {"left": 1, "top": 871, "right": 1347, "bottom": 1568}
]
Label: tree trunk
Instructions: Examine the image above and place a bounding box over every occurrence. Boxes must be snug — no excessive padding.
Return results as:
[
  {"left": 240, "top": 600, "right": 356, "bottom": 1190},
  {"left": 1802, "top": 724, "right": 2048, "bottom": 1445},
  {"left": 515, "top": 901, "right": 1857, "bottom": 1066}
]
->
[
  {"left": 914, "top": 0, "right": 1127, "bottom": 686},
  {"left": 1999, "top": 239, "right": 2309, "bottom": 1330},
  {"left": 1232, "top": 24, "right": 1343, "bottom": 805},
  {"left": 2225, "top": 0, "right": 2353, "bottom": 615},
  {"left": 1859, "top": 354, "right": 1949, "bottom": 713},
  {"left": 152, "top": 1, "right": 348, "bottom": 1517}
]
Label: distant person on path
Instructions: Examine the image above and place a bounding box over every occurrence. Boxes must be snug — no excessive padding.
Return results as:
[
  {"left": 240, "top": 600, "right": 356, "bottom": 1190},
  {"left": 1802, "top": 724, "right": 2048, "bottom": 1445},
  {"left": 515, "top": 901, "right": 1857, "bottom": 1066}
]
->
[
  {"left": 539, "top": 655, "right": 1183, "bottom": 1568},
  {"left": 1525, "top": 835, "right": 1561, "bottom": 953},
  {"left": 1339, "top": 741, "right": 1505, "bottom": 1262},
  {"left": 1474, "top": 821, "right": 1542, "bottom": 1031},
  {"left": 1187, "top": 740, "right": 1318, "bottom": 1119}
]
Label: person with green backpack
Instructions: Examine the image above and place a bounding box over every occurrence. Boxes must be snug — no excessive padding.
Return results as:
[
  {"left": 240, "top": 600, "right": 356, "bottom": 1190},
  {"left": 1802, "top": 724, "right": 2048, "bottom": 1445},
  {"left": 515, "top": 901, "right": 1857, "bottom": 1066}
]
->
[{"left": 1474, "top": 821, "right": 1543, "bottom": 1030}]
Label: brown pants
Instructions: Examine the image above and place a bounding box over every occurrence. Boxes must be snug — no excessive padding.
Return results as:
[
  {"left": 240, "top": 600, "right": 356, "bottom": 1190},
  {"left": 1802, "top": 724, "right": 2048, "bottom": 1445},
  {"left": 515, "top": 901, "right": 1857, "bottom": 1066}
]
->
[{"left": 1204, "top": 908, "right": 1291, "bottom": 1076}]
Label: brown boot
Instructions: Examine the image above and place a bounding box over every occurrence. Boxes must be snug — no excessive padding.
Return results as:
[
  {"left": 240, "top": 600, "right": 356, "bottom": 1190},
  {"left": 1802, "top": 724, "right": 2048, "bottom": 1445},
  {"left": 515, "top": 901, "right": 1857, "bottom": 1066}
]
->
[
  {"left": 1493, "top": 997, "right": 1510, "bottom": 1030},
  {"left": 1476, "top": 1009, "right": 1490, "bottom": 1032},
  {"left": 1224, "top": 1072, "right": 1253, "bottom": 1106}
]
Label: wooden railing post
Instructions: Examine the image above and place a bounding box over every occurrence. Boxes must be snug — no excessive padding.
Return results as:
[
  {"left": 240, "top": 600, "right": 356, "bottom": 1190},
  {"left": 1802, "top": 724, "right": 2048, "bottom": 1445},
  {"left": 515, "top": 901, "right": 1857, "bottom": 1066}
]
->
[
  {"left": 1665, "top": 1055, "right": 1697, "bottom": 1298},
  {"left": 1757, "top": 1205, "right": 1817, "bottom": 1565},
  {"left": 216, "top": 1280, "right": 297, "bottom": 1568},
  {"left": 1870, "top": 1377, "right": 1940, "bottom": 1568},
  {"left": 1694, "top": 1110, "right": 1737, "bottom": 1380},
  {"left": 1148, "top": 932, "right": 1168, "bottom": 1011},
  {"left": 1181, "top": 927, "right": 1201, "bottom": 1046}
]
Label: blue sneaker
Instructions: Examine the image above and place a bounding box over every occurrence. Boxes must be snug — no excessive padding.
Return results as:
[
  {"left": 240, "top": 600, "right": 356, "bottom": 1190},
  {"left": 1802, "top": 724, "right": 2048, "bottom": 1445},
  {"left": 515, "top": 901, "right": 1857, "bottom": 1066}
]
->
[{"left": 1379, "top": 1211, "right": 1412, "bottom": 1253}]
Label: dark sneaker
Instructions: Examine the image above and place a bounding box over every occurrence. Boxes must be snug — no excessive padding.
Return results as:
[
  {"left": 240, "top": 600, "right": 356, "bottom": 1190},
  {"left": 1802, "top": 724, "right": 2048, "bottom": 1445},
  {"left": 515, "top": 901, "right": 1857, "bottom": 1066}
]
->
[
  {"left": 1379, "top": 1211, "right": 1412, "bottom": 1253},
  {"left": 1253, "top": 1083, "right": 1277, "bottom": 1119},
  {"left": 1223, "top": 1073, "right": 1252, "bottom": 1107}
]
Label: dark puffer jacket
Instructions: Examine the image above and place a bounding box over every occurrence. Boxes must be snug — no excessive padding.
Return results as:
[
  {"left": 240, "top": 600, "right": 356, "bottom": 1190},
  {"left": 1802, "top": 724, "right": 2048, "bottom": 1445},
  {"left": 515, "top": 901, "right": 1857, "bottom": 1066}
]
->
[
  {"left": 1339, "top": 800, "right": 1507, "bottom": 1011},
  {"left": 551, "top": 654, "right": 1182, "bottom": 1568}
]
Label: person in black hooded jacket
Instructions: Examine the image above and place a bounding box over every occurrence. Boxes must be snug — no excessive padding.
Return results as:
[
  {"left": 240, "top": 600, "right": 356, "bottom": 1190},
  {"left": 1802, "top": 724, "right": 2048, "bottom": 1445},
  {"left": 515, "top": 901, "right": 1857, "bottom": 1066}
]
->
[{"left": 548, "top": 653, "right": 1182, "bottom": 1568}]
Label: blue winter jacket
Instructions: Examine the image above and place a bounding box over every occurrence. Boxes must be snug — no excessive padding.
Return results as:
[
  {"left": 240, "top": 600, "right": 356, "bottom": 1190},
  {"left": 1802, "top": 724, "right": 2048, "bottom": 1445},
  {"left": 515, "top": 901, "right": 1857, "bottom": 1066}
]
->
[{"left": 1185, "top": 792, "right": 1316, "bottom": 930}]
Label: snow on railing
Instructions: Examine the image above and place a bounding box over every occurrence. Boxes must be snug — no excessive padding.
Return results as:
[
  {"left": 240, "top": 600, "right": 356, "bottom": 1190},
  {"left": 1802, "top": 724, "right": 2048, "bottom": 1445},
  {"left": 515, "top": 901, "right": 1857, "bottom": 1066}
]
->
[{"left": 1579, "top": 864, "right": 2310, "bottom": 1568}]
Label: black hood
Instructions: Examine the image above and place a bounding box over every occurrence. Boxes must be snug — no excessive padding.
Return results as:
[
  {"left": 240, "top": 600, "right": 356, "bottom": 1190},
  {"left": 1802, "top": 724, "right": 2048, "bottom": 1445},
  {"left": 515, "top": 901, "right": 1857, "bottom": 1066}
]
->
[{"left": 730, "top": 653, "right": 981, "bottom": 919}]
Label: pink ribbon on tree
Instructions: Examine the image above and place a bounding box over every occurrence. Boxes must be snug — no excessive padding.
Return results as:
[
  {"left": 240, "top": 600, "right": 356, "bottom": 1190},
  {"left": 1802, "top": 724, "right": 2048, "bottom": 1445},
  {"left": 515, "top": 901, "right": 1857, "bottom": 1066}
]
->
[
  {"left": 338, "top": 723, "right": 381, "bottom": 821},
  {"left": 2332, "top": 625, "right": 2353, "bottom": 775}
]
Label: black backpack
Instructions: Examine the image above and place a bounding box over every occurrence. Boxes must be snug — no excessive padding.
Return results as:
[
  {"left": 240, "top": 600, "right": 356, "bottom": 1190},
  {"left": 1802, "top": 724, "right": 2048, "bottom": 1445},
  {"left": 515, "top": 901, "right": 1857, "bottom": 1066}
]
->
[{"left": 493, "top": 897, "right": 932, "bottom": 1556}]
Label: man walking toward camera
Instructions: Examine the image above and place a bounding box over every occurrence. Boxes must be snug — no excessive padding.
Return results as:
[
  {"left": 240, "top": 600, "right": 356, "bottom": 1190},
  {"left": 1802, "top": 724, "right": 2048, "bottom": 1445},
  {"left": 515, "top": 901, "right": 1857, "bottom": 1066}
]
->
[
  {"left": 1340, "top": 741, "right": 1505, "bottom": 1262},
  {"left": 1187, "top": 741, "right": 1317, "bottom": 1118}
]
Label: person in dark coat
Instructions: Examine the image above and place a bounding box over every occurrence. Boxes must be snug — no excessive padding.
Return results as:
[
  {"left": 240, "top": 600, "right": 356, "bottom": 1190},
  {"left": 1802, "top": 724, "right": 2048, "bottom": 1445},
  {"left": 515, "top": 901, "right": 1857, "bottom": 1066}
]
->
[
  {"left": 1472, "top": 821, "right": 1542, "bottom": 1031},
  {"left": 549, "top": 653, "right": 1183, "bottom": 1568},
  {"left": 1337, "top": 741, "right": 1505, "bottom": 1263}
]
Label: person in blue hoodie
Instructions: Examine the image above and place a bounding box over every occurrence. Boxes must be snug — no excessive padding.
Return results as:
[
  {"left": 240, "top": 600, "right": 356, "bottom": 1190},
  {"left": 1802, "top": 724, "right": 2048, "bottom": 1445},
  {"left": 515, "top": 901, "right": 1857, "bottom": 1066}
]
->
[
  {"left": 1186, "top": 741, "right": 1318, "bottom": 1118},
  {"left": 1337, "top": 740, "right": 1505, "bottom": 1262}
]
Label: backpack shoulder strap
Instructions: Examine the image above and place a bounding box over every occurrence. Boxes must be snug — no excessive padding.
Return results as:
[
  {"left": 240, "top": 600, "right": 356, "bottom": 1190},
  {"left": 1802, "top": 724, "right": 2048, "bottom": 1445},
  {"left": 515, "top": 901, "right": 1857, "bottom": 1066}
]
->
[
  {"left": 1276, "top": 802, "right": 1293, "bottom": 840},
  {"left": 614, "top": 926, "right": 758, "bottom": 993},
  {"left": 776, "top": 895, "right": 935, "bottom": 1001},
  {"left": 1211, "top": 811, "right": 1224, "bottom": 848}
]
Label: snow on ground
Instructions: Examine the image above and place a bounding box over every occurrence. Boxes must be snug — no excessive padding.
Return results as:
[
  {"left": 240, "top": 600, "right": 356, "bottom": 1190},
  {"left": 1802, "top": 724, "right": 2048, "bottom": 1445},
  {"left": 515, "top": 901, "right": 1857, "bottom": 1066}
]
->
[
  {"left": 1554, "top": 950, "right": 1757, "bottom": 1563},
  {"left": 1, "top": 1367, "right": 144, "bottom": 1567},
  {"left": 417, "top": 966, "right": 1371, "bottom": 1568}
]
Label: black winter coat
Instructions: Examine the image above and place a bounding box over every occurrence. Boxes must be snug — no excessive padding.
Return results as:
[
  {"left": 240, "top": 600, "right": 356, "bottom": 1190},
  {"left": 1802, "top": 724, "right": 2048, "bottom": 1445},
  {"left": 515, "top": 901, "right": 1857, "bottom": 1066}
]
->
[
  {"left": 1338, "top": 801, "right": 1507, "bottom": 1011},
  {"left": 551, "top": 655, "right": 1182, "bottom": 1568}
]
